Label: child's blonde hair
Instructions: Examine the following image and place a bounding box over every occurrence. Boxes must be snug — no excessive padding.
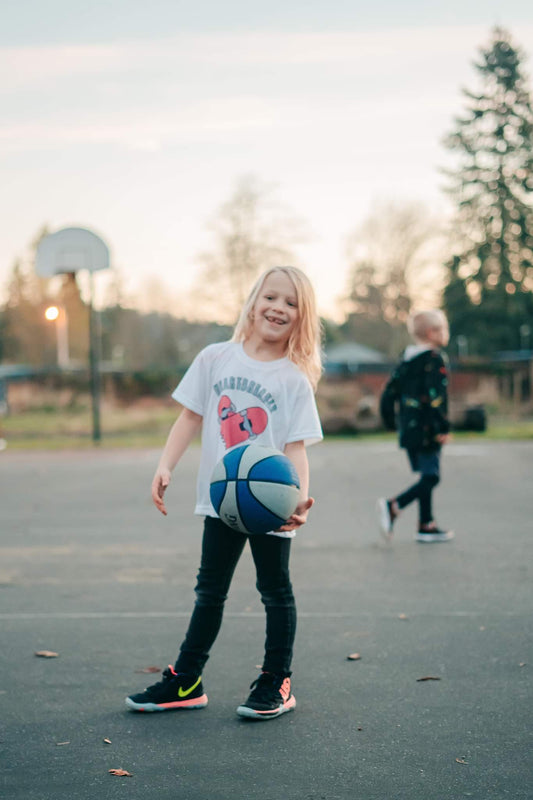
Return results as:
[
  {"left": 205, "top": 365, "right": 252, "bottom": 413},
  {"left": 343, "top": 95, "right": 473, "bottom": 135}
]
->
[
  {"left": 232, "top": 266, "right": 323, "bottom": 390},
  {"left": 408, "top": 309, "right": 448, "bottom": 341}
]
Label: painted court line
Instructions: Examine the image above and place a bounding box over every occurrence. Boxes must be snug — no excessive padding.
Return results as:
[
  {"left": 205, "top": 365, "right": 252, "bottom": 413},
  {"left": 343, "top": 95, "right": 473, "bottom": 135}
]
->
[{"left": 0, "top": 610, "right": 524, "bottom": 621}]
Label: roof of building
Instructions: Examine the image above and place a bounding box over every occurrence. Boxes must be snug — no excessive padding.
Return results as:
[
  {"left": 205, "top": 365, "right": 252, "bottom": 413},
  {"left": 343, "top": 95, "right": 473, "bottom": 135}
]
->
[
  {"left": 494, "top": 350, "right": 533, "bottom": 363},
  {"left": 325, "top": 342, "right": 387, "bottom": 365}
]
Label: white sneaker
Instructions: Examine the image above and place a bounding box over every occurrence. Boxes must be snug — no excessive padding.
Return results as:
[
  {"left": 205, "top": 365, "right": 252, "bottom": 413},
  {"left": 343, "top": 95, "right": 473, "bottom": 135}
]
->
[{"left": 377, "top": 498, "right": 397, "bottom": 541}]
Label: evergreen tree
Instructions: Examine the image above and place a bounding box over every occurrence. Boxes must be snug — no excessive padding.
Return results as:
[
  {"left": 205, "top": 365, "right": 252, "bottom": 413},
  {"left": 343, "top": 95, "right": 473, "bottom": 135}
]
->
[
  {"left": 1, "top": 259, "right": 54, "bottom": 365},
  {"left": 443, "top": 27, "right": 533, "bottom": 355}
]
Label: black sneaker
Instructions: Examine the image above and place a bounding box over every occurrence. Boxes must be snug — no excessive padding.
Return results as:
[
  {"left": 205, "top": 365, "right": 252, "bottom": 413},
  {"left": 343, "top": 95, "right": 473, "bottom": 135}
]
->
[
  {"left": 236, "top": 672, "right": 296, "bottom": 720},
  {"left": 416, "top": 523, "right": 454, "bottom": 543},
  {"left": 125, "top": 666, "right": 208, "bottom": 712}
]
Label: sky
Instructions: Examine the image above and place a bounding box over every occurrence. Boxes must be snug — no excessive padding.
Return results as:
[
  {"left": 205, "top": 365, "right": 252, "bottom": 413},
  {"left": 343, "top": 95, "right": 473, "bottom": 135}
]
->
[{"left": 2, "top": 1, "right": 533, "bottom": 320}]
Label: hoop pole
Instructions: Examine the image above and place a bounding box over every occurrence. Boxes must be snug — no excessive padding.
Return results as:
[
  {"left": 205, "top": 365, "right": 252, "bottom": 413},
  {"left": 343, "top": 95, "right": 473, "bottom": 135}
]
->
[{"left": 88, "top": 273, "right": 101, "bottom": 443}]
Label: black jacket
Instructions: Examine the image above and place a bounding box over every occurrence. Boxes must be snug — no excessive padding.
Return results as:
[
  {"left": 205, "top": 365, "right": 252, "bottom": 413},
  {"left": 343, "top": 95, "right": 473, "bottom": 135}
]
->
[{"left": 380, "top": 349, "right": 450, "bottom": 451}]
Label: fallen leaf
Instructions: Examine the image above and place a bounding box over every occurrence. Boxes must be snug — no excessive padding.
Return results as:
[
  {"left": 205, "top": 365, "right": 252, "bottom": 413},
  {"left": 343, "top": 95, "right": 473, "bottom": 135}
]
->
[
  {"left": 347, "top": 653, "right": 361, "bottom": 661},
  {"left": 519, "top": 662, "right": 526, "bottom": 668},
  {"left": 398, "top": 613, "right": 408, "bottom": 620},
  {"left": 416, "top": 676, "right": 441, "bottom": 682},
  {"left": 35, "top": 651, "right": 59, "bottom": 658},
  {"left": 109, "top": 769, "right": 132, "bottom": 777},
  {"left": 56, "top": 742, "right": 70, "bottom": 746},
  {"left": 455, "top": 758, "right": 468, "bottom": 765},
  {"left": 479, "top": 626, "right": 486, "bottom": 631},
  {"left": 134, "top": 666, "right": 161, "bottom": 674},
  {"left": 103, "top": 738, "right": 112, "bottom": 744}
]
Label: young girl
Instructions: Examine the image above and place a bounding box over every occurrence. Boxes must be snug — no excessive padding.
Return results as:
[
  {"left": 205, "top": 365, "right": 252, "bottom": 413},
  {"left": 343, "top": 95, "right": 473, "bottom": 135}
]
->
[{"left": 126, "top": 266, "right": 323, "bottom": 720}]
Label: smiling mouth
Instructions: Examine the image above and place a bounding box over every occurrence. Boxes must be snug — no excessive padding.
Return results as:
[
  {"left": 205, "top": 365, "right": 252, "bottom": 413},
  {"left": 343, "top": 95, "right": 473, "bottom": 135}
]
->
[{"left": 265, "top": 315, "right": 285, "bottom": 325}]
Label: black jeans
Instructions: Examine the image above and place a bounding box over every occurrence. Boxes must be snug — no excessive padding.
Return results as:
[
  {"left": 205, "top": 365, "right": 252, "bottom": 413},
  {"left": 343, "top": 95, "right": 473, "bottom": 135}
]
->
[
  {"left": 395, "top": 448, "right": 441, "bottom": 525},
  {"left": 174, "top": 517, "right": 296, "bottom": 677}
]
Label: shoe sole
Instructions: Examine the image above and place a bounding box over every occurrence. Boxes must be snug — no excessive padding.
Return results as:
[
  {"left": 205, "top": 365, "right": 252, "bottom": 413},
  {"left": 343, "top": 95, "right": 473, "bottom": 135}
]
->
[
  {"left": 236, "top": 696, "right": 296, "bottom": 720},
  {"left": 376, "top": 498, "right": 392, "bottom": 541},
  {"left": 415, "top": 532, "right": 454, "bottom": 542},
  {"left": 125, "top": 695, "right": 208, "bottom": 712}
]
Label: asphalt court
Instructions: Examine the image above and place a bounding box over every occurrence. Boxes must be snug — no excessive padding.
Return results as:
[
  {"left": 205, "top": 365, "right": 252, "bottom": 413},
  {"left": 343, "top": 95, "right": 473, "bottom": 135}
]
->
[{"left": 1, "top": 440, "right": 532, "bottom": 799}]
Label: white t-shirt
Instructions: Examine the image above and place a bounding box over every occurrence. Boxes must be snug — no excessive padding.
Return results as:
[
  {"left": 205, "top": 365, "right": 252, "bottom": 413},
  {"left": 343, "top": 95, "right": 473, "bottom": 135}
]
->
[{"left": 172, "top": 341, "right": 323, "bottom": 537}]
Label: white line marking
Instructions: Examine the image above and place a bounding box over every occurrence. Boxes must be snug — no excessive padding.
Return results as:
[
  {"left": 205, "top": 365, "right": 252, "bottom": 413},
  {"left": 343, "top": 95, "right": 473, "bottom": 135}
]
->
[{"left": 0, "top": 610, "right": 525, "bottom": 621}]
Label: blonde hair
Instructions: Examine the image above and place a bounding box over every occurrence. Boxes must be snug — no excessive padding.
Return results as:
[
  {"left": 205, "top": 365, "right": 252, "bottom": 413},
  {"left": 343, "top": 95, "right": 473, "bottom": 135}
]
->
[
  {"left": 408, "top": 309, "right": 448, "bottom": 341},
  {"left": 232, "top": 266, "right": 323, "bottom": 390}
]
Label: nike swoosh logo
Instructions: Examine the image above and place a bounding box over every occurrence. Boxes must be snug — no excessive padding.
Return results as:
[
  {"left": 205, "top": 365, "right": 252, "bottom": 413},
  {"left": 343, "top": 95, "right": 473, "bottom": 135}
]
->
[{"left": 178, "top": 676, "right": 202, "bottom": 698}]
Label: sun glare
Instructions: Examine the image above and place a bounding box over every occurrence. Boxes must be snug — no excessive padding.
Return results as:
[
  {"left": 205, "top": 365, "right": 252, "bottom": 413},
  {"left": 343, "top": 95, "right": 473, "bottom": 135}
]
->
[{"left": 45, "top": 306, "right": 59, "bottom": 321}]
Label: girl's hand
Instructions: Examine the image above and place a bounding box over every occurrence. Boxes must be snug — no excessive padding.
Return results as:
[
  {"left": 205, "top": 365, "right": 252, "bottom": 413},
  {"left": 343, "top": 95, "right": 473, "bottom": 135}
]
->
[
  {"left": 278, "top": 497, "right": 315, "bottom": 532},
  {"left": 150, "top": 408, "right": 202, "bottom": 516},
  {"left": 152, "top": 468, "right": 171, "bottom": 515},
  {"left": 436, "top": 433, "right": 451, "bottom": 445}
]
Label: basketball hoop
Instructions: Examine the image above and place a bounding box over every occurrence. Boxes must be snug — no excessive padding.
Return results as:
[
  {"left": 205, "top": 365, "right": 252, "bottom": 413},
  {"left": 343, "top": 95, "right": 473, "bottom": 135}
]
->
[
  {"left": 35, "top": 227, "right": 110, "bottom": 443},
  {"left": 35, "top": 227, "right": 109, "bottom": 278}
]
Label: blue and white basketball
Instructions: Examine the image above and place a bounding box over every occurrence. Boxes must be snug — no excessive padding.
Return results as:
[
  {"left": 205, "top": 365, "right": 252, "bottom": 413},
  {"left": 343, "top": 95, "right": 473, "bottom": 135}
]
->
[{"left": 209, "top": 444, "right": 300, "bottom": 535}]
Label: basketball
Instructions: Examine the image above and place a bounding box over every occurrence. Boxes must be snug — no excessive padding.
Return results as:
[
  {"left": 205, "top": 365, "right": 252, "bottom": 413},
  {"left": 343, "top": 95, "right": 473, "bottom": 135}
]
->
[{"left": 209, "top": 444, "right": 300, "bottom": 534}]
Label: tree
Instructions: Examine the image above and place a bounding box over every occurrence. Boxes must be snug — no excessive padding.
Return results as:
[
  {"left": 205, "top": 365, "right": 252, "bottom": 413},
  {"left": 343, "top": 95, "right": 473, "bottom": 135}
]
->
[
  {"left": 1, "top": 259, "right": 54, "bottom": 365},
  {"left": 343, "top": 201, "right": 443, "bottom": 356},
  {"left": 192, "top": 175, "right": 309, "bottom": 323},
  {"left": 0, "top": 224, "right": 97, "bottom": 366},
  {"left": 443, "top": 27, "right": 533, "bottom": 356}
]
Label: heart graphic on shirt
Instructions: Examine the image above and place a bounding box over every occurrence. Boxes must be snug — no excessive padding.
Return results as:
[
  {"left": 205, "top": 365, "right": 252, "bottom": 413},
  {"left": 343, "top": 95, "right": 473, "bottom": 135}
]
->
[{"left": 218, "top": 395, "right": 268, "bottom": 448}]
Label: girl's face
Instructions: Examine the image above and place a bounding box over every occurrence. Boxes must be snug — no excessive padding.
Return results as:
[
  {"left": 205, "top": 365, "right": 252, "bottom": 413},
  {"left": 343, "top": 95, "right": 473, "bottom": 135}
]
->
[{"left": 251, "top": 271, "right": 299, "bottom": 348}]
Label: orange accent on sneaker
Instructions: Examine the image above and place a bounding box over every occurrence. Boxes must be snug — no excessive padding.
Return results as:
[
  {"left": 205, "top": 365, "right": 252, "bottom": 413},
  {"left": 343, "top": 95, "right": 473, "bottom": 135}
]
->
[
  {"left": 158, "top": 694, "right": 208, "bottom": 709},
  {"left": 279, "top": 677, "right": 291, "bottom": 702},
  {"left": 251, "top": 695, "right": 296, "bottom": 715}
]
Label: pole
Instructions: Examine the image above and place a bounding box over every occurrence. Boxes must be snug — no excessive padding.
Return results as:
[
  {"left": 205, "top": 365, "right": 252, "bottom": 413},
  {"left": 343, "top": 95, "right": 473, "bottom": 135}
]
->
[
  {"left": 56, "top": 308, "right": 69, "bottom": 369},
  {"left": 457, "top": 335, "right": 468, "bottom": 359},
  {"left": 520, "top": 324, "right": 530, "bottom": 351},
  {"left": 88, "top": 273, "right": 101, "bottom": 443}
]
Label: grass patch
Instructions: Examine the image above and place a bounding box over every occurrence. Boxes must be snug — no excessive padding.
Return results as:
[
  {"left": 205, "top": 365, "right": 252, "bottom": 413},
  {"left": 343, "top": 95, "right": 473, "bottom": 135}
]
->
[
  {"left": 1, "top": 405, "right": 178, "bottom": 449},
  {"left": 474, "top": 419, "right": 533, "bottom": 440},
  {"left": 2, "top": 407, "right": 533, "bottom": 451},
  {"left": 327, "top": 418, "right": 533, "bottom": 444}
]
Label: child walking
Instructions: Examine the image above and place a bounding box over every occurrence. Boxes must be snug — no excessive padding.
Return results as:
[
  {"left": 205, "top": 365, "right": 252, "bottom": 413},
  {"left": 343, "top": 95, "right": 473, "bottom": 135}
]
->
[
  {"left": 126, "top": 267, "right": 323, "bottom": 720},
  {"left": 377, "top": 309, "right": 453, "bottom": 543}
]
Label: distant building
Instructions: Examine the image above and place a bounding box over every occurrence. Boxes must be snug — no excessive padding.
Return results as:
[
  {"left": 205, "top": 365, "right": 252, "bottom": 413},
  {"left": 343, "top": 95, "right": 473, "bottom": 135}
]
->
[
  {"left": 494, "top": 350, "right": 533, "bottom": 408},
  {"left": 324, "top": 342, "right": 387, "bottom": 376}
]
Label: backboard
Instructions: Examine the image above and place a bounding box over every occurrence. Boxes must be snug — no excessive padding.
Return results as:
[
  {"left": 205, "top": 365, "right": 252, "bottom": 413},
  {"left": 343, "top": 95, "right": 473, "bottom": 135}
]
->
[{"left": 35, "top": 227, "right": 110, "bottom": 277}]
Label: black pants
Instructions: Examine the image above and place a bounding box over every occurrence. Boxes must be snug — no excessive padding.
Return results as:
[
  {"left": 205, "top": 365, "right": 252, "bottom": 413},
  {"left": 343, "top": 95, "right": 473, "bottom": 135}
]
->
[
  {"left": 395, "top": 449, "right": 441, "bottom": 525},
  {"left": 174, "top": 516, "right": 296, "bottom": 677}
]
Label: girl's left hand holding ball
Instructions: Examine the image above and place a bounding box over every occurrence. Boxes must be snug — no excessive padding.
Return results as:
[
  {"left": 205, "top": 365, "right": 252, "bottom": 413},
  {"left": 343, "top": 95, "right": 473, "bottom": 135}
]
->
[{"left": 278, "top": 497, "right": 315, "bottom": 531}]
